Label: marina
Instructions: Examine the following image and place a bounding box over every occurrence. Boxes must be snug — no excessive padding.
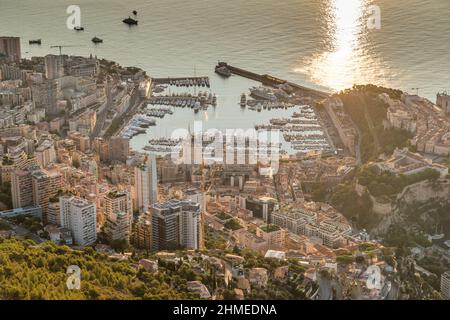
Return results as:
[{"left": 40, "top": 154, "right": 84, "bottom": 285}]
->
[
  {"left": 144, "top": 106, "right": 174, "bottom": 118},
  {"left": 142, "top": 134, "right": 284, "bottom": 157},
  {"left": 246, "top": 100, "right": 296, "bottom": 111},
  {"left": 254, "top": 105, "right": 335, "bottom": 155},
  {"left": 106, "top": 59, "right": 339, "bottom": 159},
  {"left": 146, "top": 92, "right": 217, "bottom": 112},
  {"left": 127, "top": 66, "right": 335, "bottom": 157},
  {"left": 120, "top": 114, "right": 156, "bottom": 139}
]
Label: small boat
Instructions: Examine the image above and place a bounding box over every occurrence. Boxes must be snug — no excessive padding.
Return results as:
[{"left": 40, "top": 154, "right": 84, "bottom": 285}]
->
[
  {"left": 123, "top": 17, "right": 138, "bottom": 25},
  {"left": 29, "top": 39, "right": 41, "bottom": 45},
  {"left": 194, "top": 102, "right": 201, "bottom": 113},
  {"left": 92, "top": 36, "right": 103, "bottom": 44},
  {"left": 132, "top": 10, "right": 138, "bottom": 15},
  {"left": 240, "top": 93, "right": 246, "bottom": 107},
  {"left": 74, "top": 26, "right": 84, "bottom": 31}
]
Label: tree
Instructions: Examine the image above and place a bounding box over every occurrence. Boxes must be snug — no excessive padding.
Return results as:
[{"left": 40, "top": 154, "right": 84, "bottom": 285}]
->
[{"left": 110, "top": 239, "right": 128, "bottom": 253}]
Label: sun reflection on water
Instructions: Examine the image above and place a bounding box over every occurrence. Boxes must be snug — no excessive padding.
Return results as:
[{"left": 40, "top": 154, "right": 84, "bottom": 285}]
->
[{"left": 296, "top": 0, "right": 389, "bottom": 92}]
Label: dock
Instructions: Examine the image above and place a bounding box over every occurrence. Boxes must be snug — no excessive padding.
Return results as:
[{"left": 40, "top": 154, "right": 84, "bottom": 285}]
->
[
  {"left": 152, "top": 76, "right": 210, "bottom": 87},
  {"left": 216, "top": 62, "right": 330, "bottom": 99}
]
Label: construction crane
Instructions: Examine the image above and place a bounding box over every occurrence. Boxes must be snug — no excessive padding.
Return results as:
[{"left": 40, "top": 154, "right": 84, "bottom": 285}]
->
[{"left": 50, "top": 45, "right": 82, "bottom": 55}]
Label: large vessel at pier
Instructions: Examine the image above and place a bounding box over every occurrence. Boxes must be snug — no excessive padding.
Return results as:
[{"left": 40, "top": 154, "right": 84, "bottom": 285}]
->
[
  {"left": 249, "top": 87, "right": 277, "bottom": 102},
  {"left": 215, "top": 65, "right": 231, "bottom": 78}
]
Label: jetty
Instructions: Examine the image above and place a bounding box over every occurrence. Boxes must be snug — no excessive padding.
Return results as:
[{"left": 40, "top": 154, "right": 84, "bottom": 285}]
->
[
  {"left": 152, "top": 77, "right": 210, "bottom": 88},
  {"left": 215, "top": 62, "right": 330, "bottom": 99}
]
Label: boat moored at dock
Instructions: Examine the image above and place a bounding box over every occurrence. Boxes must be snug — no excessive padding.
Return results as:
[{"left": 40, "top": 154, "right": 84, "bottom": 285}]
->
[{"left": 215, "top": 65, "right": 231, "bottom": 78}]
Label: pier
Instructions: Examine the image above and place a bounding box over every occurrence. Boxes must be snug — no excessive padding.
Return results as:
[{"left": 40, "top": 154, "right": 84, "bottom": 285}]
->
[
  {"left": 152, "top": 76, "right": 210, "bottom": 87},
  {"left": 216, "top": 62, "right": 330, "bottom": 99}
]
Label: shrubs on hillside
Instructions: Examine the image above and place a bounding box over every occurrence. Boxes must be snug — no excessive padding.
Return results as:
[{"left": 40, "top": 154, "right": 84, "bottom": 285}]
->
[{"left": 358, "top": 166, "right": 440, "bottom": 197}]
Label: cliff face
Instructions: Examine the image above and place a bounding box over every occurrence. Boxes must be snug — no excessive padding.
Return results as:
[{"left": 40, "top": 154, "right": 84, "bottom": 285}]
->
[
  {"left": 366, "top": 179, "right": 450, "bottom": 235},
  {"left": 397, "top": 180, "right": 450, "bottom": 204},
  {"left": 355, "top": 181, "right": 393, "bottom": 215}
]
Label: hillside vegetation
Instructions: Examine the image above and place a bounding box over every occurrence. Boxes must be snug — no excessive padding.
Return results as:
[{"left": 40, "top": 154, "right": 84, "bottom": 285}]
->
[
  {"left": 337, "top": 85, "right": 413, "bottom": 163},
  {"left": 357, "top": 166, "right": 440, "bottom": 198},
  {"left": 0, "top": 238, "right": 197, "bottom": 300}
]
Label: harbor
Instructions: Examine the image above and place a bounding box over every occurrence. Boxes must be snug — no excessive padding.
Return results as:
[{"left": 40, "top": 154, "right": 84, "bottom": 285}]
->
[{"left": 124, "top": 63, "right": 336, "bottom": 158}]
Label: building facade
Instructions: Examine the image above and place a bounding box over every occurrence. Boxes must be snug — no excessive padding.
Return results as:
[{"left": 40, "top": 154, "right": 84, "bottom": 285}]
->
[
  {"left": 0, "top": 37, "right": 21, "bottom": 63},
  {"left": 59, "top": 196, "right": 97, "bottom": 246},
  {"left": 134, "top": 155, "right": 158, "bottom": 213},
  {"left": 442, "top": 271, "right": 450, "bottom": 300},
  {"left": 151, "top": 199, "right": 201, "bottom": 251}
]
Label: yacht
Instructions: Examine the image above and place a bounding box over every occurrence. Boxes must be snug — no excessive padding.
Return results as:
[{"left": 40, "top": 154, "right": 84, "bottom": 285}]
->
[
  {"left": 249, "top": 86, "right": 277, "bottom": 102},
  {"left": 123, "top": 17, "right": 138, "bottom": 25},
  {"left": 29, "top": 39, "right": 41, "bottom": 45},
  {"left": 240, "top": 93, "right": 247, "bottom": 107},
  {"left": 92, "top": 36, "right": 103, "bottom": 44}
]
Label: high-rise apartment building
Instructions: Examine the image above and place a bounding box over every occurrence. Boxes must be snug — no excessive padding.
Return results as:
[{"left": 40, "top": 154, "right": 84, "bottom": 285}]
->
[
  {"left": 31, "top": 168, "right": 62, "bottom": 223},
  {"left": 103, "top": 190, "right": 132, "bottom": 242},
  {"left": 132, "top": 212, "right": 152, "bottom": 251},
  {"left": 134, "top": 155, "right": 158, "bottom": 213},
  {"left": 104, "top": 190, "right": 132, "bottom": 218},
  {"left": 43, "top": 79, "right": 60, "bottom": 115},
  {"left": 151, "top": 200, "right": 201, "bottom": 251},
  {"left": 104, "top": 211, "right": 131, "bottom": 242},
  {"left": 59, "top": 196, "right": 97, "bottom": 246},
  {"left": 11, "top": 168, "right": 34, "bottom": 208},
  {"left": 47, "top": 201, "right": 61, "bottom": 226},
  {"left": 0, "top": 37, "right": 21, "bottom": 63},
  {"left": 44, "top": 54, "right": 64, "bottom": 80},
  {"left": 180, "top": 201, "right": 201, "bottom": 250}
]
